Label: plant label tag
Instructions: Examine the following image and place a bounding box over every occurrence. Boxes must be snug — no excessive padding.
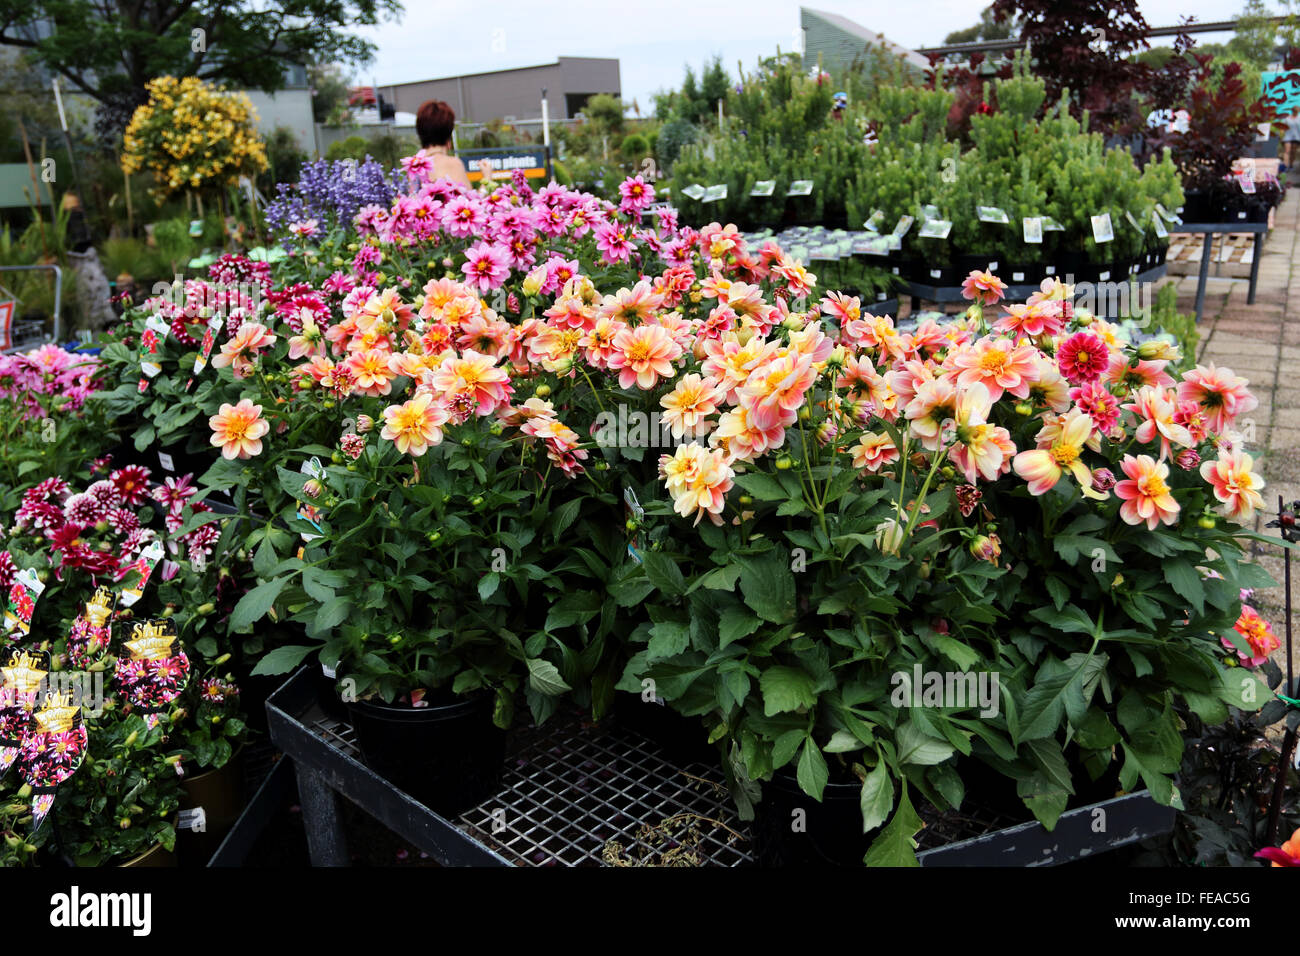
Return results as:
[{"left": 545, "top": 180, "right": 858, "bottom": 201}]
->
[
  {"left": 918, "top": 218, "right": 951, "bottom": 239},
  {"left": 1151, "top": 211, "right": 1168, "bottom": 238},
  {"left": 702, "top": 184, "right": 728, "bottom": 203},
  {"left": 157, "top": 452, "right": 175, "bottom": 472},
  {"left": 977, "top": 206, "right": 1010, "bottom": 224},
  {"left": 750, "top": 180, "right": 775, "bottom": 197},
  {"left": 1238, "top": 173, "right": 1256, "bottom": 194},
  {"left": 987, "top": 260, "right": 998, "bottom": 272},
  {"left": 891, "top": 216, "right": 914, "bottom": 239},
  {"left": 1091, "top": 213, "right": 1115, "bottom": 243},
  {"left": 1023, "top": 217, "right": 1043, "bottom": 243},
  {"left": 1044, "top": 264, "right": 1056, "bottom": 275},
  {"left": 2, "top": 568, "right": 45, "bottom": 642},
  {"left": 1012, "top": 271, "right": 1026, "bottom": 282},
  {"left": 853, "top": 236, "right": 891, "bottom": 256},
  {"left": 1041, "top": 217, "right": 1064, "bottom": 232},
  {"left": 1154, "top": 203, "right": 1179, "bottom": 223},
  {"left": 1124, "top": 210, "right": 1146, "bottom": 236},
  {"left": 863, "top": 210, "right": 885, "bottom": 233},
  {"left": 1098, "top": 269, "right": 1111, "bottom": 281},
  {"left": 786, "top": 180, "right": 813, "bottom": 196},
  {"left": 920, "top": 203, "right": 940, "bottom": 221},
  {"left": 681, "top": 184, "right": 706, "bottom": 200},
  {"left": 117, "top": 541, "right": 165, "bottom": 608}
]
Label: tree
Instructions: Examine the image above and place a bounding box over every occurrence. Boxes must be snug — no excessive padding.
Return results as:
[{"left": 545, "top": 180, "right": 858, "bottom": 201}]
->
[
  {"left": 309, "top": 64, "right": 353, "bottom": 126},
  {"left": 992, "top": 0, "right": 1151, "bottom": 131},
  {"left": 1227, "top": 0, "right": 1279, "bottom": 68},
  {"left": 0, "top": 0, "right": 402, "bottom": 137},
  {"left": 945, "top": 5, "right": 1017, "bottom": 44}
]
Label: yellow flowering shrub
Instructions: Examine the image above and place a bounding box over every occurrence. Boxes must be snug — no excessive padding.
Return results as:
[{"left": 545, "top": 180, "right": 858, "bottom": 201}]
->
[{"left": 121, "top": 76, "right": 269, "bottom": 197}]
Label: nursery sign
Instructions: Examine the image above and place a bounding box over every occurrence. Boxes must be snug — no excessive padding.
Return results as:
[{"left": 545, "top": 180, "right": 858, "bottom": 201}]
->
[
  {"left": 460, "top": 147, "right": 550, "bottom": 183},
  {"left": 1261, "top": 70, "right": 1300, "bottom": 118}
]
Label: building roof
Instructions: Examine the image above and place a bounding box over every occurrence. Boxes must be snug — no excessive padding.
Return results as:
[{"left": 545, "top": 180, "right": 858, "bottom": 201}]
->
[
  {"left": 386, "top": 56, "right": 617, "bottom": 88},
  {"left": 801, "top": 7, "right": 930, "bottom": 71}
]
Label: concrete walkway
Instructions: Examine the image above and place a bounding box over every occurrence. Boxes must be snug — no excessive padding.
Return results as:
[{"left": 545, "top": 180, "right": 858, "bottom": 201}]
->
[{"left": 1177, "top": 194, "right": 1298, "bottom": 667}]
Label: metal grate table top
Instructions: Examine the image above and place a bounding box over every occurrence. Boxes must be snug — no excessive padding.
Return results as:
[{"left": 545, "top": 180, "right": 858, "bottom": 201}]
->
[{"left": 302, "top": 706, "right": 753, "bottom": 867}]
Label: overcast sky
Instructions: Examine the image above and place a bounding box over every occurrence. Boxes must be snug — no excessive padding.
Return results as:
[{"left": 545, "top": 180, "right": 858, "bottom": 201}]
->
[{"left": 355, "top": 1, "right": 1255, "bottom": 111}]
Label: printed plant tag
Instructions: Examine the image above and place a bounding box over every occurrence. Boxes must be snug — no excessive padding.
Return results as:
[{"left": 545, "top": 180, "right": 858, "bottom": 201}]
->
[
  {"left": 750, "top": 180, "right": 775, "bottom": 197},
  {"left": 22, "top": 685, "right": 86, "bottom": 830},
  {"left": 786, "top": 180, "right": 813, "bottom": 196},
  {"left": 117, "top": 541, "right": 165, "bottom": 608},
  {"left": 892, "top": 215, "right": 914, "bottom": 239},
  {"left": 977, "top": 206, "right": 1010, "bottom": 224},
  {"left": 1238, "top": 173, "right": 1256, "bottom": 195},
  {"left": 680, "top": 184, "right": 706, "bottom": 200},
  {"left": 157, "top": 451, "right": 175, "bottom": 472},
  {"left": 1023, "top": 217, "right": 1043, "bottom": 244},
  {"left": 1042, "top": 217, "right": 1065, "bottom": 232},
  {"left": 2, "top": 568, "right": 45, "bottom": 641},
  {"left": 919, "top": 203, "right": 940, "bottom": 222},
  {"left": 0, "top": 649, "right": 48, "bottom": 778},
  {"left": 115, "top": 619, "right": 190, "bottom": 731},
  {"left": 1091, "top": 213, "right": 1115, "bottom": 243},
  {"left": 702, "top": 184, "right": 728, "bottom": 203},
  {"left": 185, "top": 313, "right": 225, "bottom": 391},
  {"left": 66, "top": 587, "right": 116, "bottom": 671},
  {"left": 863, "top": 210, "right": 885, "bottom": 233},
  {"left": 1152, "top": 211, "right": 1169, "bottom": 238},
  {"left": 1124, "top": 210, "right": 1146, "bottom": 236},
  {"left": 1155, "top": 203, "right": 1180, "bottom": 223},
  {"left": 917, "top": 218, "right": 952, "bottom": 239},
  {"left": 853, "top": 235, "right": 892, "bottom": 256}
]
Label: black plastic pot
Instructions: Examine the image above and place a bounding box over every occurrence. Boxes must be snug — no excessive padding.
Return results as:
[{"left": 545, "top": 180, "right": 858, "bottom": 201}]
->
[
  {"left": 954, "top": 252, "right": 1001, "bottom": 276},
  {"left": 753, "top": 771, "right": 870, "bottom": 866},
  {"left": 348, "top": 692, "right": 506, "bottom": 816},
  {"left": 1002, "top": 262, "right": 1041, "bottom": 287},
  {"left": 864, "top": 296, "right": 899, "bottom": 318},
  {"left": 613, "top": 692, "right": 713, "bottom": 766}
]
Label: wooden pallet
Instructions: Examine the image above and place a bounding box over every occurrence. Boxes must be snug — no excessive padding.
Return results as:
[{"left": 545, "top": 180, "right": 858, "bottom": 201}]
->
[{"left": 1167, "top": 230, "right": 1265, "bottom": 279}]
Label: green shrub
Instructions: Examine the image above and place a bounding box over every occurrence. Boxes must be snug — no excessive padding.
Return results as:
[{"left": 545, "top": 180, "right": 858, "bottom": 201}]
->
[{"left": 325, "top": 136, "right": 370, "bottom": 162}]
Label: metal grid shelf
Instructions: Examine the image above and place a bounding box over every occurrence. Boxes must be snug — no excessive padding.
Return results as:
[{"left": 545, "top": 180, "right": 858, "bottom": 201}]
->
[
  {"left": 300, "top": 705, "right": 751, "bottom": 867},
  {"left": 266, "top": 669, "right": 1173, "bottom": 867}
]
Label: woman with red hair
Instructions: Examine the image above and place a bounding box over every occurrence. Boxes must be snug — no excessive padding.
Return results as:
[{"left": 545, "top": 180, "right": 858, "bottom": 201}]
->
[{"left": 414, "top": 99, "right": 470, "bottom": 187}]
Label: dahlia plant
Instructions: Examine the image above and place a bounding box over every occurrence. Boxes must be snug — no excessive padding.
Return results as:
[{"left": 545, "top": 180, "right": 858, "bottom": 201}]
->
[{"left": 613, "top": 270, "right": 1274, "bottom": 864}]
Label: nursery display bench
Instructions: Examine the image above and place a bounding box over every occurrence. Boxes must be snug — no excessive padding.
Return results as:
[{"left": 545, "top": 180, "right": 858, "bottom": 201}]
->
[
  {"left": 1172, "top": 222, "right": 1268, "bottom": 323},
  {"left": 264, "top": 668, "right": 1176, "bottom": 868},
  {"left": 902, "top": 264, "right": 1169, "bottom": 319}
]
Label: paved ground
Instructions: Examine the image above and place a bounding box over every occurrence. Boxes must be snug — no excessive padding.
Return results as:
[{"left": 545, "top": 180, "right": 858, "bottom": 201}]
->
[{"left": 1176, "top": 193, "right": 1298, "bottom": 672}]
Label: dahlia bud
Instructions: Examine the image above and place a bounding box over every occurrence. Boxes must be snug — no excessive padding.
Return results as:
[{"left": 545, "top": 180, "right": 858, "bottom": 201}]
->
[
  {"left": 815, "top": 421, "right": 838, "bottom": 446},
  {"left": 1092, "top": 468, "right": 1117, "bottom": 492},
  {"left": 522, "top": 266, "right": 547, "bottom": 297},
  {"left": 355, "top": 414, "right": 374, "bottom": 434},
  {"left": 825, "top": 346, "right": 848, "bottom": 370},
  {"left": 874, "top": 518, "right": 905, "bottom": 556},
  {"left": 507, "top": 292, "right": 521, "bottom": 314},
  {"left": 969, "top": 533, "right": 1001, "bottom": 566},
  {"left": 1176, "top": 448, "right": 1201, "bottom": 471},
  {"left": 303, "top": 479, "right": 323, "bottom": 499}
]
